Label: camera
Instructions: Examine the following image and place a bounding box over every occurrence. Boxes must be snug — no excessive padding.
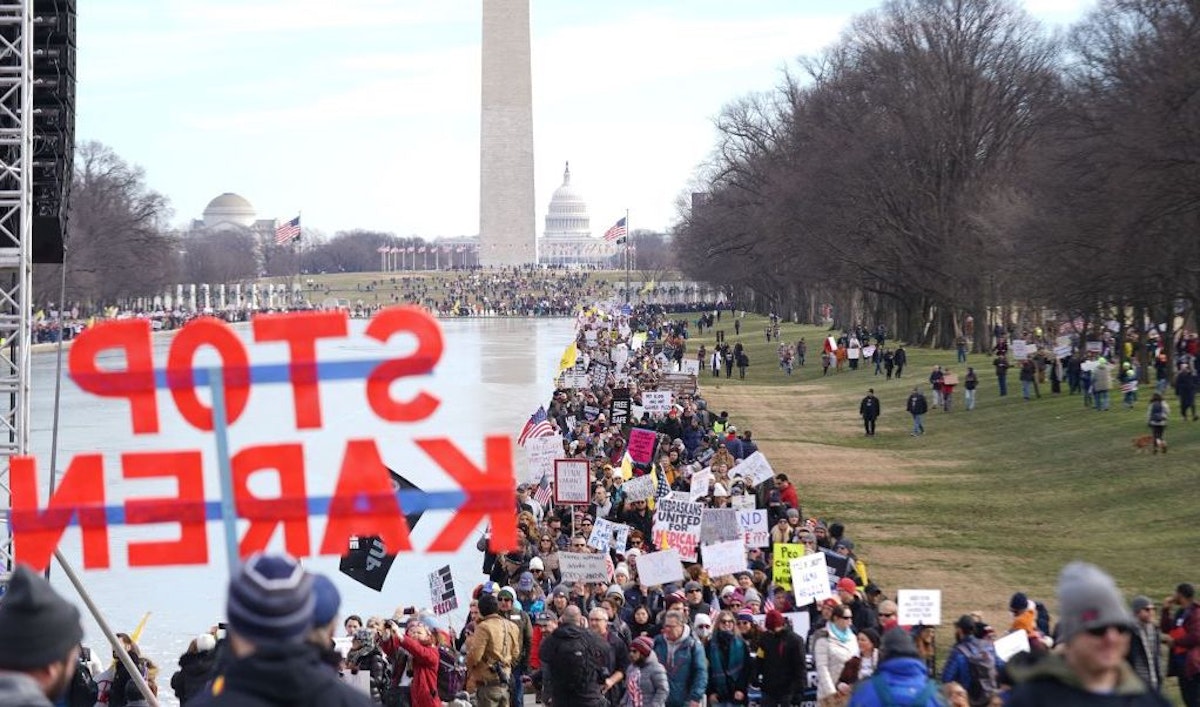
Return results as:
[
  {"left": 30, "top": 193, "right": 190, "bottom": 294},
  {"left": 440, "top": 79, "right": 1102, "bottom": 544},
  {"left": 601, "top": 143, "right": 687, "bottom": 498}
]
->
[{"left": 491, "top": 660, "right": 510, "bottom": 683}]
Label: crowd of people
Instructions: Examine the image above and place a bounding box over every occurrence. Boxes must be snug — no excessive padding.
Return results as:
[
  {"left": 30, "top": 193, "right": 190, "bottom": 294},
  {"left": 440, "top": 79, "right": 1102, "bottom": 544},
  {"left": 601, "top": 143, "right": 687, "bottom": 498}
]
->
[{"left": 1, "top": 304, "right": 1197, "bottom": 707}]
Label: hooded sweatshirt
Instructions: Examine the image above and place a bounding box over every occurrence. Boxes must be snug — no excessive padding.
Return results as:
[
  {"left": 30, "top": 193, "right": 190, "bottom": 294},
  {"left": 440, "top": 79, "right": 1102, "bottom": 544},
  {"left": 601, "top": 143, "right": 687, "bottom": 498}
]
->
[{"left": 0, "top": 673, "right": 52, "bottom": 707}]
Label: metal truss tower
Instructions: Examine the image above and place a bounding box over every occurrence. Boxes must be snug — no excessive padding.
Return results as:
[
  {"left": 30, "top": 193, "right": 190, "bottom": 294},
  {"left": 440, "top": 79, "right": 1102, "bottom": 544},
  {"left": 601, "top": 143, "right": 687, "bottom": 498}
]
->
[{"left": 0, "top": 0, "right": 33, "bottom": 590}]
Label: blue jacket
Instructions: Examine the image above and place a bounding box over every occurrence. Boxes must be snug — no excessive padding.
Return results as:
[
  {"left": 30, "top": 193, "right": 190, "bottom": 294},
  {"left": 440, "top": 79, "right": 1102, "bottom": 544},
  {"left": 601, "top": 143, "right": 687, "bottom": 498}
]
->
[
  {"left": 653, "top": 634, "right": 708, "bottom": 707},
  {"left": 706, "top": 632, "right": 749, "bottom": 701},
  {"left": 848, "top": 657, "right": 941, "bottom": 707},
  {"left": 941, "top": 637, "right": 1004, "bottom": 693}
]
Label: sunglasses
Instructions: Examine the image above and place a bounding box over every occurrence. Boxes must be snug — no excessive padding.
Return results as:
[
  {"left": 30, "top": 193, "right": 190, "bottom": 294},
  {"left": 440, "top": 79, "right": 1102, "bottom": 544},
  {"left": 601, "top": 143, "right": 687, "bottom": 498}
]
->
[
  {"left": 687, "top": 588, "right": 702, "bottom": 593},
  {"left": 879, "top": 612, "right": 895, "bottom": 618},
  {"left": 837, "top": 614, "right": 853, "bottom": 620},
  {"left": 1085, "top": 625, "right": 1131, "bottom": 638},
  {"left": 719, "top": 619, "right": 735, "bottom": 625}
]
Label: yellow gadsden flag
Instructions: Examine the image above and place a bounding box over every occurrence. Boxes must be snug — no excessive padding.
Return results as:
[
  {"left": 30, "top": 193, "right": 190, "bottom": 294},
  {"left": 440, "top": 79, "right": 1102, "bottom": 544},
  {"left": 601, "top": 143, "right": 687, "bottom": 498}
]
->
[{"left": 558, "top": 340, "right": 579, "bottom": 374}]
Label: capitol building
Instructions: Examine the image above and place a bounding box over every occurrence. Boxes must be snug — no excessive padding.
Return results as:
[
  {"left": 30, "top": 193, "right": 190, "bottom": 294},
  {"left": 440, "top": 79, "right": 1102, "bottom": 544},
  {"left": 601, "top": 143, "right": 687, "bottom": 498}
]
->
[{"left": 538, "top": 163, "right": 619, "bottom": 267}]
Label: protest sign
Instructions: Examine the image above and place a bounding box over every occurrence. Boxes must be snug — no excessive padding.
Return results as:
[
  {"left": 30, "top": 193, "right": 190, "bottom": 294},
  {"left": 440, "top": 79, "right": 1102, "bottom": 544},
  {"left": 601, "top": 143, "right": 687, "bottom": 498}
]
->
[
  {"left": 562, "top": 371, "right": 590, "bottom": 389},
  {"left": 636, "top": 548, "right": 685, "bottom": 587},
  {"left": 554, "top": 459, "right": 591, "bottom": 505},
  {"left": 689, "top": 469, "right": 713, "bottom": 501},
  {"left": 1054, "top": 344, "right": 1072, "bottom": 358},
  {"left": 702, "top": 540, "right": 746, "bottom": 577},
  {"left": 789, "top": 552, "right": 833, "bottom": 607},
  {"left": 1086, "top": 341, "right": 1103, "bottom": 353},
  {"left": 660, "top": 373, "right": 697, "bottom": 396},
  {"left": 621, "top": 474, "right": 655, "bottom": 502},
  {"left": 782, "top": 612, "right": 812, "bottom": 641},
  {"left": 1011, "top": 339, "right": 1029, "bottom": 359},
  {"left": 652, "top": 498, "right": 703, "bottom": 561},
  {"left": 642, "top": 391, "right": 673, "bottom": 414},
  {"left": 583, "top": 405, "right": 600, "bottom": 421},
  {"left": 428, "top": 565, "right": 458, "bottom": 614},
  {"left": 559, "top": 552, "right": 609, "bottom": 583},
  {"left": 523, "top": 434, "right": 562, "bottom": 484},
  {"left": 588, "top": 518, "right": 630, "bottom": 554},
  {"left": 822, "top": 549, "right": 852, "bottom": 587},
  {"left": 680, "top": 359, "right": 700, "bottom": 376},
  {"left": 897, "top": 589, "right": 942, "bottom": 626},
  {"left": 993, "top": 629, "right": 1031, "bottom": 661},
  {"left": 626, "top": 427, "right": 658, "bottom": 464},
  {"left": 10, "top": 307, "right": 521, "bottom": 573},
  {"left": 773, "top": 543, "right": 805, "bottom": 590},
  {"left": 731, "top": 494, "right": 756, "bottom": 511},
  {"left": 863, "top": 345, "right": 876, "bottom": 359},
  {"left": 700, "top": 508, "right": 741, "bottom": 545},
  {"left": 732, "top": 451, "right": 775, "bottom": 485},
  {"left": 609, "top": 389, "right": 631, "bottom": 425},
  {"left": 584, "top": 330, "right": 597, "bottom": 347},
  {"left": 737, "top": 508, "right": 769, "bottom": 548}
]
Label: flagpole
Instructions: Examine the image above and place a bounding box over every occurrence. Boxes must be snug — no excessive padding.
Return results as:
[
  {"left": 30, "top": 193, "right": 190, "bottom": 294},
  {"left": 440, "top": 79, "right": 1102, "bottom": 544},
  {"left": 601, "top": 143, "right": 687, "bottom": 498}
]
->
[{"left": 623, "top": 209, "right": 630, "bottom": 305}]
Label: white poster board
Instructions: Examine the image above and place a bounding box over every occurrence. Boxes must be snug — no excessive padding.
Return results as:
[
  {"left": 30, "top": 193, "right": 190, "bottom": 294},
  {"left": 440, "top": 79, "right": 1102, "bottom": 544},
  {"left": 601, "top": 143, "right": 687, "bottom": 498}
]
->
[
  {"left": 558, "top": 552, "right": 610, "bottom": 583},
  {"left": 789, "top": 552, "right": 832, "bottom": 607},
  {"left": 635, "top": 548, "right": 685, "bottom": 588},
  {"left": 732, "top": 451, "right": 775, "bottom": 485},
  {"left": 689, "top": 469, "right": 713, "bottom": 501},
  {"left": 993, "top": 629, "right": 1032, "bottom": 661},
  {"left": 731, "top": 495, "right": 756, "bottom": 511},
  {"left": 642, "top": 391, "right": 674, "bottom": 414},
  {"left": 1011, "top": 339, "right": 1029, "bottom": 359},
  {"left": 737, "top": 508, "right": 770, "bottom": 548},
  {"left": 897, "top": 589, "right": 942, "bottom": 626},
  {"left": 524, "top": 434, "right": 562, "bottom": 484},
  {"left": 702, "top": 540, "right": 746, "bottom": 577},
  {"left": 554, "top": 459, "right": 591, "bottom": 505},
  {"left": 588, "top": 518, "right": 630, "bottom": 554},
  {"left": 562, "top": 371, "right": 591, "bottom": 389},
  {"left": 680, "top": 359, "right": 700, "bottom": 376},
  {"left": 622, "top": 474, "right": 655, "bottom": 502}
]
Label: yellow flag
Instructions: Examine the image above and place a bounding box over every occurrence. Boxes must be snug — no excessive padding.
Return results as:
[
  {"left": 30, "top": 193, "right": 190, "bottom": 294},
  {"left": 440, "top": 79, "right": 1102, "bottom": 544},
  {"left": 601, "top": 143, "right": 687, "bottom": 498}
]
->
[
  {"left": 621, "top": 451, "right": 633, "bottom": 480},
  {"left": 558, "top": 341, "right": 579, "bottom": 374}
]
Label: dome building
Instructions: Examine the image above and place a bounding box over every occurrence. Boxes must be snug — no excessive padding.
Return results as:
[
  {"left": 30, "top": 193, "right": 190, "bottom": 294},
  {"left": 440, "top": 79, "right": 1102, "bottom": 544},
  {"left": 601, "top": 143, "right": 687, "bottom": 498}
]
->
[
  {"left": 538, "top": 163, "right": 617, "bottom": 267},
  {"left": 190, "top": 192, "right": 286, "bottom": 242}
]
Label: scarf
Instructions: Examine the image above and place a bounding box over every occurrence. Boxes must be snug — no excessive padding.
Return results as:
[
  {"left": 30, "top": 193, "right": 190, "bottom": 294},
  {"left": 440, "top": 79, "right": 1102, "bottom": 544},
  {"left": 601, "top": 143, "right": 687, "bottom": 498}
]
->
[
  {"left": 627, "top": 663, "right": 644, "bottom": 707},
  {"left": 828, "top": 621, "right": 855, "bottom": 644}
]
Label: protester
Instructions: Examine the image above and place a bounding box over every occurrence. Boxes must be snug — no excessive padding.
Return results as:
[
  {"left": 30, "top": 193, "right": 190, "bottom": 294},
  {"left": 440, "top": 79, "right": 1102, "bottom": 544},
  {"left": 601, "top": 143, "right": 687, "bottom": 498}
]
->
[
  {"left": 757, "top": 610, "right": 804, "bottom": 707},
  {"left": 1127, "top": 596, "right": 1164, "bottom": 694},
  {"left": 652, "top": 610, "right": 708, "bottom": 707},
  {"left": 1161, "top": 582, "right": 1200, "bottom": 707},
  {"left": 170, "top": 634, "right": 217, "bottom": 704},
  {"left": 625, "top": 636, "right": 669, "bottom": 707},
  {"left": 539, "top": 605, "right": 610, "bottom": 707},
  {"left": 466, "top": 594, "right": 520, "bottom": 707},
  {"left": 847, "top": 629, "right": 942, "bottom": 707},
  {"left": 0, "top": 565, "right": 85, "bottom": 706}
]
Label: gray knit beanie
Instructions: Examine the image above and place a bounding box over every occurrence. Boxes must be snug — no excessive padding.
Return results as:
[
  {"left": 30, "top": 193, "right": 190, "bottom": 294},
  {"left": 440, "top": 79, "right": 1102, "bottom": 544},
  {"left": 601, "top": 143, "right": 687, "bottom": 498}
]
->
[
  {"left": 227, "top": 553, "right": 315, "bottom": 645},
  {"left": 1056, "top": 561, "right": 1135, "bottom": 642}
]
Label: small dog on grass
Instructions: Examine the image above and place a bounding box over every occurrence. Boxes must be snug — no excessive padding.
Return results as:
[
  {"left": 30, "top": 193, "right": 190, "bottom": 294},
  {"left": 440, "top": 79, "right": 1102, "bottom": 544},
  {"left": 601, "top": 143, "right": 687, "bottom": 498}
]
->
[{"left": 1132, "top": 435, "right": 1154, "bottom": 451}]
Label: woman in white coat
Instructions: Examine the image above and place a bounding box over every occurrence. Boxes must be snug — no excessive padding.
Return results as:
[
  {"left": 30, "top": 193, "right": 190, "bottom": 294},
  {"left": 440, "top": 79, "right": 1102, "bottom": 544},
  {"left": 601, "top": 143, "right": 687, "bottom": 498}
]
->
[{"left": 814, "top": 606, "right": 858, "bottom": 705}]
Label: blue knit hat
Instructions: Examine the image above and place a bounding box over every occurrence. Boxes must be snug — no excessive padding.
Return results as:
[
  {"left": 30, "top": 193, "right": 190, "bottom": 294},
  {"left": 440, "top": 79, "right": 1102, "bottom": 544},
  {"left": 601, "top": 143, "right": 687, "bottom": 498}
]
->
[
  {"left": 227, "top": 553, "right": 315, "bottom": 645},
  {"left": 310, "top": 573, "right": 341, "bottom": 628}
]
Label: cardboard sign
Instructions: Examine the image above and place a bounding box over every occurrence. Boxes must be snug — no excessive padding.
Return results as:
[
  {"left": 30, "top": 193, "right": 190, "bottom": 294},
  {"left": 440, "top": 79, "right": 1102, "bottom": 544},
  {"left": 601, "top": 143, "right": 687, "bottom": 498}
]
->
[
  {"left": 689, "top": 470, "right": 713, "bottom": 501},
  {"left": 731, "top": 494, "right": 756, "bottom": 511},
  {"left": 680, "top": 359, "right": 700, "bottom": 376},
  {"left": 897, "top": 589, "right": 942, "bottom": 626},
  {"left": 524, "top": 434, "right": 562, "bottom": 484},
  {"left": 636, "top": 548, "right": 685, "bottom": 588},
  {"left": 732, "top": 451, "right": 774, "bottom": 485},
  {"left": 559, "top": 551, "right": 609, "bottom": 583},
  {"left": 621, "top": 474, "right": 656, "bottom": 502},
  {"left": 702, "top": 539, "right": 746, "bottom": 577},
  {"left": 428, "top": 564, "right": 458, "bottom": 615},
  {"left": 587, "top": 518, "right": 630, "bottom": 554},
  {"left": 700, "top": 508, "right": 741, "bottom": 545},
  {"left": 652, "top": 498, "right": 704, "bottom": 562},
  {"left": 737, "top": 508, "right": 769, "bottom": 548},
  {"left": 626, "top": 427, "right": 658, "bottom": 464},
  {"left": 789, "top": 552, "right": 832, "bottom": 607},
  {"left": 9, "top": 307, "right": 520, "bottom": 572},
  {"left": 1011, "top": 339, "right": 1029, "bottom": 359},
  {"left": 773, "top": 543, "right": 805, "bottom": 590},
  {"left": 993, "top": 629, "right": 1032, "bottom": 661},
  {"left": 642, "top": 391, "right": 673, "bottom": 414},
  {"left": 554, "top": 459, "right": 591, "bottom": 505}
]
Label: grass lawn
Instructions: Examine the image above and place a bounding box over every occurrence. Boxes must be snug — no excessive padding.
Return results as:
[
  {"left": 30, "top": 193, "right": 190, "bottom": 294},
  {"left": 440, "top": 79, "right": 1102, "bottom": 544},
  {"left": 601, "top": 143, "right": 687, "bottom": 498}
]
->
[{"left": 689, "top": 312, "right": 1196, "bottom": 690}]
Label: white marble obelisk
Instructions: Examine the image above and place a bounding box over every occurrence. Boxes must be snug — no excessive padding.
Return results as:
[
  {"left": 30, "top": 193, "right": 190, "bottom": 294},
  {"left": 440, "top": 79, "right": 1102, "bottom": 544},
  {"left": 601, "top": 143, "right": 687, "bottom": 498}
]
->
[{"left": 479, "top": 0, "right": 536, "bottom": 266}]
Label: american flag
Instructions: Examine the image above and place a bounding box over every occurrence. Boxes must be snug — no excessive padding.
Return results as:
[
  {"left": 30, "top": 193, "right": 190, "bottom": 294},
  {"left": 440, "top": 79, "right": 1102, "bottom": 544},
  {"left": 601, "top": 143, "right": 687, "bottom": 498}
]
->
[
  {"left": 274, "top": 216, "right": 301, "bottom": 244},
  {"left": 456, "top": 246, "right": 465, "bottom": 253},
  {"left": 517, "top": 406, "right": 555, "bottom": 447},
  {"left": 533, "top": 473, "right": 553, "bottom": 507},
  {"left": 603, "top": 217, "right": 627, "bottom": 242},
  {"left": 654, "top": 463, "right": 670, "bottom": 498},
  {"left": 377, "top": 246, "right": 389, "bottom": 254}
]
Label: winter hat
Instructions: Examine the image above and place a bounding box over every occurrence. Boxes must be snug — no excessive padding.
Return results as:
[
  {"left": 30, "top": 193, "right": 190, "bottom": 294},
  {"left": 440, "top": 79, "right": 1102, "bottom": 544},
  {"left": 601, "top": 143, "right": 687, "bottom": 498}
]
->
[
  {"left": 1009, "top": 592, "right": 1030, "bottom": 613},
  {"left": 195, "top": 633, "right": 217, "bottom": 653},
  {"left": 1056, "top": 561, "right": 1135, "bottom": 642},
  {"left": 614, "top": 563, "right": 630, "bottom": 579},
  {"left": 607, "top": 584, "right": 625, "bottom": 599},
  {"left": 226, "top": 553, "right": 315, "bottom": 646},
  {"left": 498, "top": 586, "right": 517, "bottom": 599},
  {"left": 1130, "top": 596, "right": 1154, "bottom": 614},
  {"left": 836, "top": 577, "right": 858, "bottom": 594},
  {"left": 694, "top": 614, "right": 713, "bottom": 629},
  {"left": 0, "top": 564, "right": 83, "bottom": 670},
  {"left": 765, "top": 610, "right": 786, "bottom": 631},
  {"left": 632, "top": 636, "right": 655, "bottom": 656},
  {"left": 310, "top": 573, "right": 341, "bottom": 628},
  {"left": 742, "top": 588, "right": 762, "bottom": 606},
  {"left": 517, "top": 572, "right": 535, "bottom": 592},
  {"left": 786, "top": 508, "right": 800, "bottom": 519},
  {"left": 736, "top": 610, "right": 755, "bottom": 623},
  {"left": 879, "top": 628, "right": 920, "bottom": 662},
  {"left": 529, "top": 557, "right": 545, "bottom": 571}
]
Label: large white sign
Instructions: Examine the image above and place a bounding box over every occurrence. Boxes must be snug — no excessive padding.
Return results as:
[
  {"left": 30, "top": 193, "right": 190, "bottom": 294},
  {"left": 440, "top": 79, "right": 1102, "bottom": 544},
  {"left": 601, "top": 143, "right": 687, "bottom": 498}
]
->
[
  {"left": 737, "top": 508, "right": 770, "bottom": 548},
  {"left": 993, "top": 629, "right": 1031, "bottom": 661},
  {"left": 689, "top": 470, "right": 713, "bottom": 501},
  {"left": 897, "top": 589, "right": 942, "bottom": 626},
  {"left": 635, "top": 549, "right": 685, "bottom": 588},
  {"left": 558, "top": 552, "right": 609, "bottom": 583},
  {"left": 680, "top": 359, "right": 700, "bottom": 376},
  {"left": 554, "top": 459, "right": 592, "bottom": 505},
  {"left": 702, "top": 540, "right": 746, "bottom": 577},
  {"left": 621, "top": 474, "right": 656, "bottom": 502},
  {"left": 587, "top": 518, "right": 630, "bottom": 554},
  {"left": 732, "top": 451, "right": 775, "bottom": 485},
  {"left": 642, "top": 391, "right": 674, "bottom": 414},
  {"left": 562, "top": 371, "right": 591, "bottom": 389},
  {"left": 524, "top": 434, "right": 563, "bottom": 484},
  {"left": 789, "top": 553, "right": 833, "bottom": 607}
]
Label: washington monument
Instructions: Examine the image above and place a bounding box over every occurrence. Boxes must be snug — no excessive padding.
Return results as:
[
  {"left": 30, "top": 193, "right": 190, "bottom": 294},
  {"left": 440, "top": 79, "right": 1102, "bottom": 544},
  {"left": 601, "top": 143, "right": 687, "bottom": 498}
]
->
[{"left": 479, "top": 0, "right": 536, "bottom": 266}]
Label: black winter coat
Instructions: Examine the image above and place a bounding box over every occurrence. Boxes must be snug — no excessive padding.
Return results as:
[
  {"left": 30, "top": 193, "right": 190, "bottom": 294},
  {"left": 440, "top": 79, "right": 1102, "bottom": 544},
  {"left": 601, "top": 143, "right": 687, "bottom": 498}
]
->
[{"left": 186, "top": 643, "right": 374, "bottom": 707}]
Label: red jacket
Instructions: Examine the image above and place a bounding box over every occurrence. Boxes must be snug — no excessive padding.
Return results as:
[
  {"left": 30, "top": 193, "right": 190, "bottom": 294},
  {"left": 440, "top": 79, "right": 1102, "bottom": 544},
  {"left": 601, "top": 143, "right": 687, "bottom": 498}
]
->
[
  {"left": 779, "top": 484, "right": 799, "bottom": 510},
  {"left": 399, "top": 636, "right": 443, "bottom": 707},
  {"left": 1162, "top": 602, "right": 1200, "bottom": 678}
]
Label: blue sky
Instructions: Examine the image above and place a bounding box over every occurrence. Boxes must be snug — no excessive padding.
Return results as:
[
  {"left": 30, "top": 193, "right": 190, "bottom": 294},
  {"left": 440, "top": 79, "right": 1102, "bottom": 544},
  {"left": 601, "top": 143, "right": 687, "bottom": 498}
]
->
[{"left": 78, "top": 0, "right": 1092, "bottom": 239}]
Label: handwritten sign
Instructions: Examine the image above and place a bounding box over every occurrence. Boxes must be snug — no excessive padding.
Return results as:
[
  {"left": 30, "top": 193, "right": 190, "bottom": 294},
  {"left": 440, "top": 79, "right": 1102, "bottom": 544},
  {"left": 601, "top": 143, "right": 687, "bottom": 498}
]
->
[
  {"left": 524, "top": 434, "right": 562, "bottom": 484},
  {"left": 702, "top": 540, "right": 746, "bottom": 577},
  {"left": 588, "top": 518, "right": 630, "bottom": 554},
  {"left": 554, "top": 459, "right": 591, "bottom": 505},
  {"left": 1011, "top": 339, "right": 1030, "bottom": 359},
  {"left": 626, "top": 427, "right": 658, "bottom": 464},
  {"left": 993, "top": 629, "right": 1031, "bottom": 661},
  {"left": 689, "top": 469, "right": 713, "bottom": 501},
  {"left": 562, "top": 371, "right": 591, "bottom": 389},
  {"left": 680, "top": 359, "right": 700, "bottom": 376},
  {"left": 652, "top": 498, "right": 703, "bottom": 562},
  {"left": 737, "top": 509, "right": 769, "bottom": 548},
  {"left": 700, "top": 508, "right": 740, "bottom": 545},
  {"left": 9, "top": 307, "right": 520, "bottom": 572},
  {"left": 428, "top": 565, "right": 458, "bottom": 615},
  {"left": 642, "top": 391, "right": 673, "bottom": 414},
  {"left": 731, "top": 452, "right": 774, "bottom": 485},
  {"left": 635, "top": 549, "right": 685, "bottom": 588},
  {"left": 897, "top": 589, "right": 942, "bottom": 626},
  {"left": 621, "top": 474, "right": 655, "bottom": 502},
  {"left": 789, "top": 552, "right": 832, "bottom": 607},
  {"left": 559, "top": 551, "right": 609, "bottom": 583},
  {"left": 731, "top": 494, "right": 756, "bottom": 511},
  {"left": 772, "top": 543, "right": 804, "bottom": 590}
]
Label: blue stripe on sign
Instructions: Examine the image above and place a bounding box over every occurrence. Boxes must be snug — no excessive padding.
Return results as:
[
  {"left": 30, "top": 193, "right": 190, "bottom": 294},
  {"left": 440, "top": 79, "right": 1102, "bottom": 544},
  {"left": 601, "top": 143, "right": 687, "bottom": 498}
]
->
[
  {"left": 146, "top": 359, "right": 432, "bottom": 390},
  {"left": 6, "top": 489, "right": 467, "bottom": 527}
]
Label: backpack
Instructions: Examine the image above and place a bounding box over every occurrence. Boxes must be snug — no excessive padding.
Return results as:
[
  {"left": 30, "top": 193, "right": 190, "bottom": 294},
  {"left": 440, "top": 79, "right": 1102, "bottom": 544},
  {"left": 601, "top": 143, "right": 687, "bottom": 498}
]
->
[
  {"left": 1150, "top": 402, "right": 1166, "bottom": 424},
  {"left": 437, "top": 645, "right": 467, "bottom": 700},
  {"left": 956, "top": 643, "right": 999, "bottom": 707},
  {"left": 1034, "top": 602, "right": 1052, "bottom": 636},
  {"left": 550, "top": 630, "right": 605, "bottom": 696}
]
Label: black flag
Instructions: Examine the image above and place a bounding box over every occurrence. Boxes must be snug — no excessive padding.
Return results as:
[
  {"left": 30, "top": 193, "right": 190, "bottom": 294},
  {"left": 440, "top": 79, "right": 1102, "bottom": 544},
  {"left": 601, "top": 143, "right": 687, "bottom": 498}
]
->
[{"left": 338, "top": 467, "right": 424, "bottom": 591}]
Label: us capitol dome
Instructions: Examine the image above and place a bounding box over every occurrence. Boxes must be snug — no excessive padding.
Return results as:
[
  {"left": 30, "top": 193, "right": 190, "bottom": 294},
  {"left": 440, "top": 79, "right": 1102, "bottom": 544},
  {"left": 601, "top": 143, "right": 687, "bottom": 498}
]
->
[{"left": 539, "top": 162, "right": 617, "bottom": 267}]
